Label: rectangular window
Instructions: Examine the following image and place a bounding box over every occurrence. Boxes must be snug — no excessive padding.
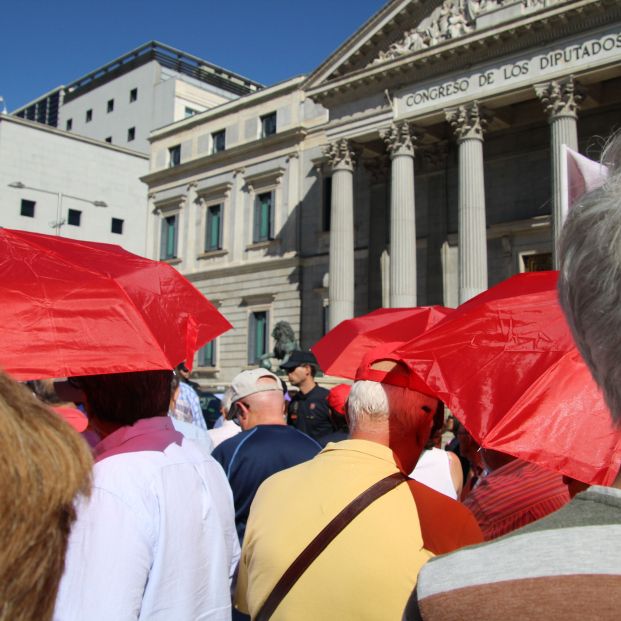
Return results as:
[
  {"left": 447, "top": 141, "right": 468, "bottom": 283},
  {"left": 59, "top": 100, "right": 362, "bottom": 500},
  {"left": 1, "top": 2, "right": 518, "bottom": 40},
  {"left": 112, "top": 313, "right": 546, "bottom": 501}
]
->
[
  {"left": 105, "top": 136, "right": 112, "bottom": 143},
  {"left": 66, "top": 119, "right": 73, "bottom": 131},
  {"left": 129, "top": 88, "right": 138, "bottom": 102},
  {"left": 168, "top": 145, "right": 181, "bottom": 167},
  {"left": 260, "top": 112, "right": 277, "bottom": 138},
  {"left": 107, "top": 99, "right": 114, "bottom": 113},
  {"left": 185, "top": 107, "right": 198, "bottom": 118},
  {"left": 111, "top": 218, "right": 124, "bottom": 235},
  {"left": 67, "top": 209, "right": 81, "bottom": 226},
  {"left": 20, "top": 199, "right": 35, "bottom": 218},
  {"left": 253, "top": 191, "right": 273, "bottom": 243},
  {"left": 85, "top": 109, "right": 92, "bottom": 123},
  {"left": 211, "top": 130, "right": 225, "bottom": 153},
  {"left": 160, "top": 214, "right": 178, "bottom": 259},
  {"left": 205, "top": 204, "right": 223, "bottom": 251},
  {"left": 248, "top": 311, "right": 268, "bottom": 365},
  {"left": 322, "top": 177, "right": 332, "bottom": 232},
  {"left": 127, "top": 127, "right": 135, "bottom": 142},
  {"left": 198, "top": 340, "right": 216, "bottom": 367}
]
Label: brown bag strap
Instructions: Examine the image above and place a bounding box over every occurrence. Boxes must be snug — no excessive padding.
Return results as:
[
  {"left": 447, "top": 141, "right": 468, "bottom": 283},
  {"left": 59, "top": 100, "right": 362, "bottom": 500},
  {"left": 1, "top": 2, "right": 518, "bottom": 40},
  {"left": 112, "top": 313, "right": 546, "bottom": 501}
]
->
[{"left": 254, "top": 471, "right": 407, "bottom": 621}]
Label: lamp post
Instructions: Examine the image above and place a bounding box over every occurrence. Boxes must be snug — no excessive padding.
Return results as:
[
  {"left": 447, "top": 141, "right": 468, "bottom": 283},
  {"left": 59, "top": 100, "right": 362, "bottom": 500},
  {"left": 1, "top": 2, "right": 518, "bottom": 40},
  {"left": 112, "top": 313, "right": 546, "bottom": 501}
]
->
[{"left": 8, "top": 181, "right": 107, "bottom": 236}]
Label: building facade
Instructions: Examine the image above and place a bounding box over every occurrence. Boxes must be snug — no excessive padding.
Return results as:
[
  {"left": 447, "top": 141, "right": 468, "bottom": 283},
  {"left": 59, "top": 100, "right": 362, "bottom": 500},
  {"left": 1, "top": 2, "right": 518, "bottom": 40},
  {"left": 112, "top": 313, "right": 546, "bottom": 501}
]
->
[
  {"left": 145, "top": 0, "right": 621, "bottom": 385},
  {"left": 13, "top": 42, "right": 262, "bottom": 154},
  {"left": 0, "top": 114, "right": 149, "bottom": 254}
]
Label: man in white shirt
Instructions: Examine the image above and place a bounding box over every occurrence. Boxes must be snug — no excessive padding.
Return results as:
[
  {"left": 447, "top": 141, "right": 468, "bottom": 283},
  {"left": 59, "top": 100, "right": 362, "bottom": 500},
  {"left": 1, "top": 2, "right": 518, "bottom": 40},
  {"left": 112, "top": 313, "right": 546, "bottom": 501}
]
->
[{"left": 54, "top": 369, "right": 239, "bottom": 621}]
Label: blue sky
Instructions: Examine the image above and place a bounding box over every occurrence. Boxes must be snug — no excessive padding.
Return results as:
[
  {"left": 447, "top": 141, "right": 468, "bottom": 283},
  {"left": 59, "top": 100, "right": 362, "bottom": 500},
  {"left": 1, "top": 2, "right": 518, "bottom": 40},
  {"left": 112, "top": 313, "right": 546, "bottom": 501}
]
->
[{"left": 1, "top": 0, "right": 385, "bottom": 111}]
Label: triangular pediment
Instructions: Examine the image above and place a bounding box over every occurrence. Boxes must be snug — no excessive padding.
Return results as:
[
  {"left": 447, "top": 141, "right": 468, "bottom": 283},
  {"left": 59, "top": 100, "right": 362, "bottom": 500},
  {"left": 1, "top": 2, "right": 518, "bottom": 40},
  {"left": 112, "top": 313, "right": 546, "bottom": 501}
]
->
[{"left": 305, "top": 0, "right": 570, "bottom": 91}]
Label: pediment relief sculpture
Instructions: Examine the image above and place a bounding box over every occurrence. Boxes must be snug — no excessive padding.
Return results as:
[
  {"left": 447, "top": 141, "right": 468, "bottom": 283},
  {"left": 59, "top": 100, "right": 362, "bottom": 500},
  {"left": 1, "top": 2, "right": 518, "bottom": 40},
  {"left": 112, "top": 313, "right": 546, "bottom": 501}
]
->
[{"left": 370, "top": 0, "right": 567, "bottom": 66}]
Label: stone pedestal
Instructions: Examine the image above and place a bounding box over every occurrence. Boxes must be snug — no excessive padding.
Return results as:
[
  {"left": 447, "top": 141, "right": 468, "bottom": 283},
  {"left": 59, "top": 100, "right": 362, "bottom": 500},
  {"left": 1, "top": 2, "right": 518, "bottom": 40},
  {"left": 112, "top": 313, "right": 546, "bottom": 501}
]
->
[
  {"left": 381, "top": 122, "right": 418, "bottom": 307},
  {"left": 325, "top": 139, "right": 356, "bottom": 329},
  {"left": 446, "top": 102, "right": 489, "bottom": 304},
  {"left": 535, "top": 76, "right": 583, "bottom": 267}
]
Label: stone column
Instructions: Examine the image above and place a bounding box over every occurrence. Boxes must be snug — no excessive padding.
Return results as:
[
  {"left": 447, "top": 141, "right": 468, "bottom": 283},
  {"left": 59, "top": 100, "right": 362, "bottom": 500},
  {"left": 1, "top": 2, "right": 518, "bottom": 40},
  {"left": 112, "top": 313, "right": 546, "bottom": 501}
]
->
[
  {"left": 380, "top": 122, "right": 418, "bottom": 307},
  {"left": 446, "top": 102, "right": 489, "bottom": 304},
  {"left": 535, "top": 76, "right": 584, "bottom": 267},
  {"left": 325, "top": 139, "right": 356, "bottom": 329}
]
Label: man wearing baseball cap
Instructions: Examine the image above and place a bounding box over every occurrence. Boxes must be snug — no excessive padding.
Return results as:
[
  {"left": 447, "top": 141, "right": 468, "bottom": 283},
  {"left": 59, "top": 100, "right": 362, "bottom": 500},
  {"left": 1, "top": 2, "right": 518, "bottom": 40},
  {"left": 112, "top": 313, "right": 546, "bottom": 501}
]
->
[
  {"left": 212, "top": 368, "right": 321, "bottom": 542},
  {"left": 235, "top": 348, "right": 482, "bottom": 620},
  {"left": 280, "top": 350, "right": 331, "bottom": 441}
]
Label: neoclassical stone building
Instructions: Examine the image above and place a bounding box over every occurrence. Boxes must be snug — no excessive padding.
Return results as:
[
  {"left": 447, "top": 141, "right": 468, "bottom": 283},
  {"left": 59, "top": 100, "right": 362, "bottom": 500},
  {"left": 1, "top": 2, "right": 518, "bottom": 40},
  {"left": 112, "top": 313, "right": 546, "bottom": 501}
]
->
[{"left": 144, "top": 0, "right": 621, "bottom": 385}]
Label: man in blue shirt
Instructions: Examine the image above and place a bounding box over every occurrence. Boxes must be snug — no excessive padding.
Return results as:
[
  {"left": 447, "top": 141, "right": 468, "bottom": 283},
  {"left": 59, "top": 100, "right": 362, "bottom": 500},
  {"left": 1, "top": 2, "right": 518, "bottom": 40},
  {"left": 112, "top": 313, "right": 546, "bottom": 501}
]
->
[{"left": 212, "top": 368, "right": 321, "bottom": 542}]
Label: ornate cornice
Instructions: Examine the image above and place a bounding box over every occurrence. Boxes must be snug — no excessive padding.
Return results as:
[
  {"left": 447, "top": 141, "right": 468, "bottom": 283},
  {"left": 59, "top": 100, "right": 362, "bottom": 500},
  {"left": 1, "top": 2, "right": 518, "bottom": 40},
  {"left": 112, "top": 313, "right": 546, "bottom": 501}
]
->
[
  {"left": 305, "top": 1, "right": 619, "bottom": 106},
  {"left": 535, "top": 75, "right": 585, "bottom": 120},
  {"left": 446, "top": 102, "right": 490, "bottom": 141}
]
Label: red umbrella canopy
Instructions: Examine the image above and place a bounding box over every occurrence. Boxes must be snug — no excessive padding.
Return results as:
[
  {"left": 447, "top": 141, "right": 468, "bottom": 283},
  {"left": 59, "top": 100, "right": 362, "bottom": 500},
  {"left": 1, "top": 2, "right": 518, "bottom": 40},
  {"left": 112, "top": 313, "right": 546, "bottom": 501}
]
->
[
  {"left": 312, "top": 306, "right": 452, "bottom": 379},
  {"left": 0, "top": 228, "right": 232, "bottom": 380},
  {"left": 395, "top": 271, "right": 621, "bottom": 486}
]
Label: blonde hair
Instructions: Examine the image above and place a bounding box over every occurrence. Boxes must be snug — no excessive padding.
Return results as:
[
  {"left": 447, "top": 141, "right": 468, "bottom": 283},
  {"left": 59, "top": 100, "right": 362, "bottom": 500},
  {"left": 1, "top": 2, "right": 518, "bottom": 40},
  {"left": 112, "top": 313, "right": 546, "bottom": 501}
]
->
[{"left": 0, "top": 373, "right": 92, "bottom": 621}]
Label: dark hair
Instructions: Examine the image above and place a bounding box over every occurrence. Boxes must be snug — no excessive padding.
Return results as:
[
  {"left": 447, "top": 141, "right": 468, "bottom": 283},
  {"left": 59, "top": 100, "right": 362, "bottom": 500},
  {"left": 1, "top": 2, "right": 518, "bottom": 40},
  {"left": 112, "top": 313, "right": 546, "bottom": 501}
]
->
[
  {"left": 75, "top": 370, "right": 172, "bottom": 425},
  {"left": 424, "top": 401, "right": 445, "bottom": 450}
]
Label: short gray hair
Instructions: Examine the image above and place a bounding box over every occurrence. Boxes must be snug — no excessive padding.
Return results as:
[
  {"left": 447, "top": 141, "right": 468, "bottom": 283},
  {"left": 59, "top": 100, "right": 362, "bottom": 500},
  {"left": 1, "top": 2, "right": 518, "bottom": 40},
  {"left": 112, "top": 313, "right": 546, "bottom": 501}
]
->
[
  {"left": 558, "top": 134, "right": 621, "bottom": 425},
  {"left": 347, "top": 380, "right": 429, "bottom": 433},
  {"left": 220, "top": 386, "right": 235, "bottom": 417}
]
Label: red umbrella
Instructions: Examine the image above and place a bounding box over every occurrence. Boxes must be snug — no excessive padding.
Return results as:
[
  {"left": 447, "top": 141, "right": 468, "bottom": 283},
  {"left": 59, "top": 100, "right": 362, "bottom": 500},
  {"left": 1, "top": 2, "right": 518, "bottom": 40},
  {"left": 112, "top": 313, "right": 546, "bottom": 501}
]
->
[
  {"left": 0, "top": 228, "right": 231, "bottom": 380},
  {"left": 312, "top": 306, "right": 451, "bottom": 379},
  {"left": 395, "top": 271, "right": 621, "bottom": 486}
]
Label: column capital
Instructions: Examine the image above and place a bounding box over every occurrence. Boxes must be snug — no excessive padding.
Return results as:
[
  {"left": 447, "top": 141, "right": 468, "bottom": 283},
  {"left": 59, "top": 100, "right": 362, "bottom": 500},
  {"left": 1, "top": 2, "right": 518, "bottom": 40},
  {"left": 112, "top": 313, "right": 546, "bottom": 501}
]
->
[
  {"left": 380, "top": 122, "right": 418, "bottom": 158},
  {"left": 324, "top": 138, "right": 357, "bottom": 172},
  {"left": 445, "top": 102, "right": 489, "bottom": 142},
  {"left": 535, "top": 76, "right": 585, "bottom": 121}
]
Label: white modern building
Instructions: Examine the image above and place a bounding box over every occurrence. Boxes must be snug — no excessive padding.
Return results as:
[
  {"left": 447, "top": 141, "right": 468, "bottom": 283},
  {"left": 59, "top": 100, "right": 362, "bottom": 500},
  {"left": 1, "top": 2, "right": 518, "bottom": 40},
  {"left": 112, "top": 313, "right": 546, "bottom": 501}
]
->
[
  {"left": 143, "top": 0, "right": 621, "bottom": 386},
  {"left": 12, "top": 42, "right": 263, "bottom": 154},
  {"left": 0, "top": 114, "right": 148, "bottom": 254}
]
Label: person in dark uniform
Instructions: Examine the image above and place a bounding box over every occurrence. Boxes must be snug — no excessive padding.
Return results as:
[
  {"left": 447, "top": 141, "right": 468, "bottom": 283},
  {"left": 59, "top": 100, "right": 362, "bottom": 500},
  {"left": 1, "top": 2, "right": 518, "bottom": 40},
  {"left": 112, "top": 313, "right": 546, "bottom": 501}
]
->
[{"left": 280, "top": 350, "right": 331, "bottom": 442}]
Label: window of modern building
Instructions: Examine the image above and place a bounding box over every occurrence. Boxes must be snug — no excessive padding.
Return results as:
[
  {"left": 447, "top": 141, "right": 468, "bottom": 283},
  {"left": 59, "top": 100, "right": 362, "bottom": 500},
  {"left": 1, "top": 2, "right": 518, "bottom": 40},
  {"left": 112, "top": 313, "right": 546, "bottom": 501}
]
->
[
  {"left": 185, "top": 107, "right": 199, "bottom": 118},
  {"left": 198, "top": 340, "right": 217, "bottom": 367},
  {"left": 127, "top": 127, "right": 136, "bottom": 142},
  {"left": 66, "top": 119, "right": 73, "bottom": 131},
  {"left": 105, "top": 136, "right": 112, "bottom": 143},
  {"left": 129, "top": 88, "right": 138, "bottom": 102},
  {"left": 253, "top": 191, "right": 274, "bottom": 243},
  {"left": 168, "top": 145, "right": 181, "bottom": 168},
  {"left": 248, "top": 311, "right": 268, "bottom": 365},
  {"left": 322, "top": 176, "right": 332, "bottom": 232},
  {"left": 260, "top": 112, "right": 277, "bottom": 138},
  {"left": 20, "top": 199, "right": 35, "bottom": 218},
  {"left": 67, "top": 209, "right": 81, "bottom": 227},
  {"left": 107, "top": 99, "right": 114, "bottom": 113},
  {"left": 111, "top": 218, "right": 124, "bottom": 235},
  {"left": 211, "top": 130, "right": 226, "bottom": 154},
  {"left": 205, "top": 203, "right": 223, "bottom": 251},
  {"left": 160, "top": 214, "right": 178, "bottom": 259},
  {"left": 85, "top": 109, "right": 93, "bottom": 123}
]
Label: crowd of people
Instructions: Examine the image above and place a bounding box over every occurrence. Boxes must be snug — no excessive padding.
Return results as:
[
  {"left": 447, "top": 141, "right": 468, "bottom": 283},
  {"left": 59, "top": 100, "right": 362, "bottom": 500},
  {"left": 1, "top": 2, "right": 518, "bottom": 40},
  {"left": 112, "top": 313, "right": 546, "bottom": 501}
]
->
[{"left": 2, "top": 139, "right": 621, "bottom": 620}]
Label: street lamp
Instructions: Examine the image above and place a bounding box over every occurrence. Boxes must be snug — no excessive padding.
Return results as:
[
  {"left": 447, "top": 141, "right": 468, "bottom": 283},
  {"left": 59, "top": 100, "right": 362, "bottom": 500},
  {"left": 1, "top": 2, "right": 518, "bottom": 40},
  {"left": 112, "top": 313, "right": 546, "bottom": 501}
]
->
[{"left": 8, "top": 181, "right": 108, "bottom": 236}]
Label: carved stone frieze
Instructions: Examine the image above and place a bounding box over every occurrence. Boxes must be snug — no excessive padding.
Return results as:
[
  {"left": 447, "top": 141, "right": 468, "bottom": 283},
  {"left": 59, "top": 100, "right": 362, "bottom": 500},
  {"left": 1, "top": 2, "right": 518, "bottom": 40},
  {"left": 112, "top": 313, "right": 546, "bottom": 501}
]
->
[
  {"left": 380, "top": 122, "right": 418, "bottom": 158},
  {"left": 324, "top": 139, "right": 357, "bottom": 171},
  {"left": 370, "top": 0, "right": 565, "bottom": 66},
  {"left": 446, "top": 102, "right": 490, "bottom": 142},
  {"left": 535, "top": 76, "right": 585, "bottom": 120}
]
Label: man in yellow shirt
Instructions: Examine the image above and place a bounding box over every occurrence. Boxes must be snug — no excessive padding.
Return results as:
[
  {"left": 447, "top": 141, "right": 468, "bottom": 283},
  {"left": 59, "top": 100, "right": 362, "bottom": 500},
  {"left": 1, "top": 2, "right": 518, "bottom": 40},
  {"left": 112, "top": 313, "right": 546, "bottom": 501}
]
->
[{"left": 235, "top": 348, "right": 482, "bottom": 620}]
